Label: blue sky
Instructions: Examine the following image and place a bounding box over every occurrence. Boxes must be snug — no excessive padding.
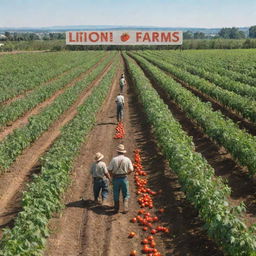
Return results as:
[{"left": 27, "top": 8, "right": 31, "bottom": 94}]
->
[{"left": 1, "top": 0, "right": 255, "bottom": 28}]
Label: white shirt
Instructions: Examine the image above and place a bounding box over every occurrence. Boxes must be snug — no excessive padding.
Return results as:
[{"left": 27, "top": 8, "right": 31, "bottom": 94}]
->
[
  {"left": 115, "top": 95, "right": 124, "bottom": 105},
  {"left": 108, "top": 155, "right": 134, "bottom": 175},
  {"left": 120, "top": 77, "right": 126, "bottom": 86},
  {"left": 90, "top": 161, "right": 109, "bottom": 178}
]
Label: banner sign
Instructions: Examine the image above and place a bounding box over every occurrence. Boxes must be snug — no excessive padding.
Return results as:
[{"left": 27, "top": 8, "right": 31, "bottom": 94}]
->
[{"left": 66, "top": 31, "right": 183, "bottom": 45}]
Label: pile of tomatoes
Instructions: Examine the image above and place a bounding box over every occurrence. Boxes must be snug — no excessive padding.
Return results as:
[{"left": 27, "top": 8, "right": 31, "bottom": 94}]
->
[
  {"left": 114, "top": 122, "right": 125, "bottom": 139},
  {"left": 129, "top": 149, "right": 169, "bottom": 256}
]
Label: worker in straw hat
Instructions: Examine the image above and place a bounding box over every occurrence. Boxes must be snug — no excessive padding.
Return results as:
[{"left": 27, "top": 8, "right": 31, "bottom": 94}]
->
[
  {"left": 90, "top": 152, "right": 111, "bottom": 205},
  {"left": 108, "top": 144, "right": 134, "bottom": 213}
]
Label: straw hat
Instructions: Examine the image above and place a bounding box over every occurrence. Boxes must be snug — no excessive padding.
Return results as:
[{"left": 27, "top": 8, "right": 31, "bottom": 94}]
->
[
  {"left": 116, "top": 144, "right": 127, "bottom": 153},
  {"left": 94, "top": 152, "right": 104, "bottom": 161}
]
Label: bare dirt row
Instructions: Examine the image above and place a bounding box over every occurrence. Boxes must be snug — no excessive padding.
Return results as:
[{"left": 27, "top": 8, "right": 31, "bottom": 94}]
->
[
  {"left": 44, "top": 56, "right": 223, "bottom": 256},
  {"left": 0, "top": 57, "right": 114, "bottom": 239}
]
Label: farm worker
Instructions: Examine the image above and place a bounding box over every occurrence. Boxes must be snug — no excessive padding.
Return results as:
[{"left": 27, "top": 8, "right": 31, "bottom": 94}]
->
[
  {"left": 115, "top": 93, "right": 124, "bottom": 123},
  {"left": 90, "top": 152, "right": 111, "bottom": 205},
  {"left": 108, "top": 144, "right": 134, "bottom": 213},
  {"left": 119, "top": 74, "right": 126, "bottom": 93}
]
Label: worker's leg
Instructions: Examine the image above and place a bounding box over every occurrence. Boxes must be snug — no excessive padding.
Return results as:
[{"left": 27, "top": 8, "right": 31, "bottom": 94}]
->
[
  {"left": 101, "top": 179, "right": 109, "bottom": 200},
  {"left": 93, "top": 179, "right": 101, "bottom": 202},
  {"left": 120, "top": 105, "right": 124, "bottom": 122},
  {"left": 120, "top": 177, "right": 129, "bottom": 213},
  {"left": 120, "top": 85, "right": 123, "bottom": 93},
  {"left": 116, "top": 105, "right": 121, "bottom": 122},
  {"left": 120, "top": 177, "right": 130, "bottom": 200},
  {"left": 113, "top": 178, "right": 121, "bottom": 212}
]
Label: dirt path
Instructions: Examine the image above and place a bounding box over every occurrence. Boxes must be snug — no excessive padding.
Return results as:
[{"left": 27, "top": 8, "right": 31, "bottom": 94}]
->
[
  {"left": 45, "top": 56, "right": 223, "bottom": 256},
  {"left": 0, "top": 55, "right": 107, "bottom": 141},
  {"left": 0, "top": 59, "right": 114, "bottom": 238}
]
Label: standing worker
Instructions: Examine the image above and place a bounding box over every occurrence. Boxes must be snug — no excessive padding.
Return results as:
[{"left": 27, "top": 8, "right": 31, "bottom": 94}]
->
[
  {"left": 119, "top": 74, "right": 126, "bottom": 93},
  {"left": 108, "top": 144, "right": 134, "bottom": 213},
  {"left": 90, "top": 152, "right": 111, "bottom": 205},
  {"left": 115, "top": 93, "right": 124, "bottom": 123}
]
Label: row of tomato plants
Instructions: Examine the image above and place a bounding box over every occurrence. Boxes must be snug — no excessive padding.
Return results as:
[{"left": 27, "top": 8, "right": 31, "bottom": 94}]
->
[
  {"left": 123, "top": 53, "right": 256, "bottom": 256},
  {"left": 0, "top": 52, "right": 106, "bottom": 128},
  {"left": 0, "top": 61, "right": 118, "bottom": 256},
  {"left": 138, "top": 51, "right": 256, "bottom": 124},
  {"left": 0, "top": 51, "right": 101, "bottom": 104},
  {"left": 168, "top": 49, "right": 256, "bottom": 79},
  {"left": 153, "top": 50, "right": 256, "bottom": 88},
  {"left": 151, "top": 51, "right": 256, "bottom": 98},
  {"left": 129, "top": 52, "right": 256, "bottom": 176},
  {"left": 0, "top": 53, "right": 116, "bottom": 172}
]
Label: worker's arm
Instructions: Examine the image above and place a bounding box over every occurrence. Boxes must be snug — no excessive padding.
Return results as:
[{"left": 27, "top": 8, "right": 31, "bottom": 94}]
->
[
  {"left": 103, "top": 162, "right": 111, "bottom": 180},
  {"left": 105, "top": 172, "right": 111, "bottom": 180},
  {"left": 107, "top": 160, "right": 114, "bottom": 177},
  {"left": 127, "top": 159, "right": 134, "bottom": 174}
]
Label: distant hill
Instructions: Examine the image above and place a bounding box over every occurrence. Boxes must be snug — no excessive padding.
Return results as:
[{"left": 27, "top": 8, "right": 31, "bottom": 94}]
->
[{"left": 0, "top": 25, "right": 250, "bottom": 35}]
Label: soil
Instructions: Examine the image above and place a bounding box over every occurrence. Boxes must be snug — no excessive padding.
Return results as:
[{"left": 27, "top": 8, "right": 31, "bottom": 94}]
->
[
  {"left": 0, "top": 52, "right": 104, "bottom": 107},
  {"left": 44, "top": 55, "right": 224, "bottom": 256},
  {"left": 0, "top": 58, "right": 114, "bottom": 239},
  {"left": 0, "top": 55, "right": 107, "bottom": 141},
  {"left": 131, "top": 55, "right": 256, "bottom": 226}
]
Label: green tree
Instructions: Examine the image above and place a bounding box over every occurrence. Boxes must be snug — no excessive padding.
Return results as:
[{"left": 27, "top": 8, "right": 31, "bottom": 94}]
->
[
  {"left": 183, "top": 31, "right": 193, "bottom": 39},
  {"left": 194, "top": 32, "right": 205, "bottom": 39},
  {"left": 249, "top": 25, "right": 256, "bottom": 38}
]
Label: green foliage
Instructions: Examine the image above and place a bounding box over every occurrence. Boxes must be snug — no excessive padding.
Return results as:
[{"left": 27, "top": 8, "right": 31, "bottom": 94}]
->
[
  {"left": 218, "top": 27, "right": 246, "bottom": 39},
  {"left": 123, "top": 53, "right": 256, "bottom": 256},
  {"left": 133, "top": 52, "right": 256, "bottom": 176},
  {"left": 0, "top": 53, "right": 115, "bottom": 172},
  {"left": 0, "top": 51, "right": 103, "bottom": 103},
  {"left": 138, "top": 51, "right": 256, "bottom": 125},
  {"left": 249, "top": 25, "right": 256, "bottom": 38},
  {"left": 0, "top": 60, "right": 117, "bottom": 256},
  {"left": 0, "top": 52, "right": 105, "bottom": 128}
]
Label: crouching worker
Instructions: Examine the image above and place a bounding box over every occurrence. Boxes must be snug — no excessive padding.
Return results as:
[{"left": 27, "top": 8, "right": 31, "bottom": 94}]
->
[
  {"left": 90, "top": 152, "right": 111, "bottom": 205},
  {"left": 108, "top": 144, "right": 134, "bottom": 214}
]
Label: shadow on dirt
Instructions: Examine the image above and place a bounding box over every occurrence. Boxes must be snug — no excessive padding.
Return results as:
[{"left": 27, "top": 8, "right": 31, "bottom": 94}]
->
[
  {"left": 97, "top": 122, "right": 116, "bottom": 126},
  {"left": 66, "top": 199, "right": 116, "bottom": 216}
]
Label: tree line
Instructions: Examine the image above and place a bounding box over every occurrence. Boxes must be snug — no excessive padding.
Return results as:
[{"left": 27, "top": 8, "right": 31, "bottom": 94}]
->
[
  {"left": 184, "top": 25, "right": 256, "bottom": 39},
  {"left": 1, "top": 26, "right": 256, "bottom": 42}
]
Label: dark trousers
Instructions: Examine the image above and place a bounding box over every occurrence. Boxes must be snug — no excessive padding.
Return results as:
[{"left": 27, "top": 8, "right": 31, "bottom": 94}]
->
[
  {"left": 116, "top": 104, "right": 124, "bottom": 122},
  {"left": 93, "top": 178, "right": 109, "bottom": 200}
]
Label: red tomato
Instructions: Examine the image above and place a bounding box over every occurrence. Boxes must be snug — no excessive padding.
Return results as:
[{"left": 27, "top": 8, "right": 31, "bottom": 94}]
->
[
  {"left": 128, "top": 232, "right": 136, "bottom": 238},
  {"left": 158, "top": 208, "right": 165, "bottom": 213},
  {"left": 130, "top": 217, "right": 137, "bottom": 223},
  {"left": 142, "top": 238, "right": 149, "bottom": 244},
  {"left": 130, "top": 250, "right": 137, "bottom": 256}
]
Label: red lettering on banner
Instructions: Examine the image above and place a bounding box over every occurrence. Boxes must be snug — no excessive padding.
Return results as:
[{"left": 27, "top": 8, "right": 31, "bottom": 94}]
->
[
  {"left": 69, "top": 32, "right": 76, "bottom": 42},
  {"left": 172, "top": 32, "right": 180, "bottom": 42},
  {"left": 89, "top": 32, "right": 100, "bottom": 42},
  {"left": 67, "top": 31, "right": 182, "bottom": 44},
  {"left": 152, "top": 32, "right": 159, "bottom": 42},
  {"left": 161, "top": 32, "right": 171, "bottom": 42},
  {"left": 136, "top": 32, "right": 142, "bottom": 42},
  {"left": 143, "top": 32, "right": 151, "bottom": 42},
  {"left": 100, "top": 32, "right": 108, "bottom": 42},
  {"left": 78, "top": 32, "right": 83, "bottom": 42}
]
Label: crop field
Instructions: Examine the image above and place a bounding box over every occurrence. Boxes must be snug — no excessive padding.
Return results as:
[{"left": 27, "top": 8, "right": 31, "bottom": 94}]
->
[{"left": 0, "top": 49, "right": 256, "bottom": 256}]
